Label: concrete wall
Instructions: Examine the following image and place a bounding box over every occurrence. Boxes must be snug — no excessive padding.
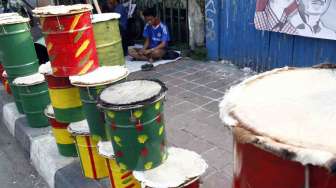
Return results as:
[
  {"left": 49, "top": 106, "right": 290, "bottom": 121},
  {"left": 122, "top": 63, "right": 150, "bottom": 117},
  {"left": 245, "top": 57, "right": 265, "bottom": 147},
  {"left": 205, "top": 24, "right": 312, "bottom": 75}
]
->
[{"left": 188, "top": 0, "right": 205, "bottom": 50}]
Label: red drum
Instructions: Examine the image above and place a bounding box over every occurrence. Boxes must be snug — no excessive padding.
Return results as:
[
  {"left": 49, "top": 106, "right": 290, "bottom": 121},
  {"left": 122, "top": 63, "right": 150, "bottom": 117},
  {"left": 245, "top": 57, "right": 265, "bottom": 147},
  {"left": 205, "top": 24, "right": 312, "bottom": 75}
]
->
[
  {"left": 220, "top": 67, "right": 336, "bottom": 188},
  {"left": 33, "top": 5, "right": 99, "bottom": 77}
]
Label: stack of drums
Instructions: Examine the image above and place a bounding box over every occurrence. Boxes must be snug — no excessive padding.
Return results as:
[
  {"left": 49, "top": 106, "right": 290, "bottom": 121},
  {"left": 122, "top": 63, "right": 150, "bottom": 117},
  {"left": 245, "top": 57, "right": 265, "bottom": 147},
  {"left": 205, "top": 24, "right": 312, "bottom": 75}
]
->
[
  {"left": 220, "top": 67, "right": 336, "bottom": 188},
  {"left": 0, "top": 13, "right": 40, "bottom": 113},
  {"left": 44, "top": 104, "right": 77, "bottom": 157},
  {"left": 133, "top": 147, "right": 208, "bottom": 188},
  {"left": 13, "top": 73, "right": 50, "bottom": 128},
  {"left": 70, "top": 66, "right": 129, "bottom": 141},
  {"left": 92, "top": 13, "right": 125, "bottom": 66},
  {"left": 68, "top": 120, "right": 108, "bottom": 179},
  {"left": 97, "top": 141, "right": 141, "bottom": 188},
  {"left": 97, "top": 79, "right": 168, "bottom": 171}
]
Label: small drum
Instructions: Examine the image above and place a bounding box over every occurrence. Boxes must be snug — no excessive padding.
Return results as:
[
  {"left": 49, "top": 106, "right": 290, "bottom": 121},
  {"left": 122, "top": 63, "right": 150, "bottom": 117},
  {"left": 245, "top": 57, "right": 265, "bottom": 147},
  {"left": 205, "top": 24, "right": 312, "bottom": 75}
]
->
[
  {"left": 44, "top": 105, "right": 77, "bottom": 157},
  {"left": 133, "top": 147, "right": 208, "bottom": 188},
  {"left": 13, "top": 73, "right": 50, "bottom": 128},
  {"left": 92, "top": 13, "right": 125, "bottom": 66},
  {"left": 97, "top": 141, "right": 141, "bottom": 188},
  {"left": 68, "top": 120, "right": 108, "bottom": 179},
  {"left": 39, "top": 62, "right": 85, "bottom": 123},
  {"left": 33, "top": 4, "right": 99, "bottom": 77},
  {"left": 97, "top": 79, "right": 168, "bottom": 171},
  {"left": 220, "top": 67, "right": 336, "bottom": 188},
  {"left": 70, "top": 66, "right": 129, "bottom": 141}
]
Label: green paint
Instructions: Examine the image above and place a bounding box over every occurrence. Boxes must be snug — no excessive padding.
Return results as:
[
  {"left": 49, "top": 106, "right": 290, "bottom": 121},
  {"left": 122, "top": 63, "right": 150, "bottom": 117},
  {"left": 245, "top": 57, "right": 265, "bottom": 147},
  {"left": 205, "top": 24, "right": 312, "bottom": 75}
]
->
[
  {"left": 53, "top": 106, "right": 85, "bottom": 123},
  {"left": 57, "top": 143, "right": 78, "bottom": 157},
  {"left": 7, "top": 77, "right": 24, "bottom": 114}
]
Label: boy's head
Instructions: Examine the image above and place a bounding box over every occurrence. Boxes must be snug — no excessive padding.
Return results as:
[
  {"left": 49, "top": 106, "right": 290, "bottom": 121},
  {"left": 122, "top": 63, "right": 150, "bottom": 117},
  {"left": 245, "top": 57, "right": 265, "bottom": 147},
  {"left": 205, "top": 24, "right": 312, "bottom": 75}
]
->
[{"left": 143, "top": 8, "right": 159, "bottom": 26}]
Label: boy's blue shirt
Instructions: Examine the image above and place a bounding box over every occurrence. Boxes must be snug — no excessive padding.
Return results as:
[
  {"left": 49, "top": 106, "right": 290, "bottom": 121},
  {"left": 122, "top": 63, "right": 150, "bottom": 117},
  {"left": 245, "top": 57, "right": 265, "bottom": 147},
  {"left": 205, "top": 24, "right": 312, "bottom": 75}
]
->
[{"left": 143, "top": 22, "right": 170, "bottom": 49}]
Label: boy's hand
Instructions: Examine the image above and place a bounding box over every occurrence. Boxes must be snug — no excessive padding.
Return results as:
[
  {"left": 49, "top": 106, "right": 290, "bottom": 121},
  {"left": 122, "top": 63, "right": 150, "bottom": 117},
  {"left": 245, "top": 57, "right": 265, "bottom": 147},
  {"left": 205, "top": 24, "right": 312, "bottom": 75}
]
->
[
  {"left": 144, "top": 49, "right": 153, "bottom": 55},
  {"left": 139, "top": 49, "right": 146, "bottom": 55}
]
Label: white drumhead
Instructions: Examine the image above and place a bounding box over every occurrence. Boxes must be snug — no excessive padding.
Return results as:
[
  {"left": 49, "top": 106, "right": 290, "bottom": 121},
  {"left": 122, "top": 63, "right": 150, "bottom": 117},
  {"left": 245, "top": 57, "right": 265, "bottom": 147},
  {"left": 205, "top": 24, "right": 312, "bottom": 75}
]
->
[
  {"left": 97, "top": 141, "right": 115, "bottom": 159},
  {"left": 68, "top": 120, "right": 90, "bottom": 135},
  {"left": 33, "top": 4, "right": 92, "bottom": 17},
  {"left": 0, "top": 14, "right": 29, "bottom": 25},
  {"left": 44, "top": 104, "right": 54, "bottom": 119},
  {"left": 39, "top": 62, "right": 52, "bottom": 75},
  {"left": 13, "top": 73, "right": 45, "bottom": 86},
  {"left": 92, "top": 13, "right": 120, "bottom": 23}
]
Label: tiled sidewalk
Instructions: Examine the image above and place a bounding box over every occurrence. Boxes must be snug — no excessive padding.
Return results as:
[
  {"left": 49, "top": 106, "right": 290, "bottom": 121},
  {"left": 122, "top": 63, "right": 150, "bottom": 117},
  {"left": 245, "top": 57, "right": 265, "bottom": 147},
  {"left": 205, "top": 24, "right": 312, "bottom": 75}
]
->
[{"left": 128, "top": 59, "right": 254, "bottom": 188}]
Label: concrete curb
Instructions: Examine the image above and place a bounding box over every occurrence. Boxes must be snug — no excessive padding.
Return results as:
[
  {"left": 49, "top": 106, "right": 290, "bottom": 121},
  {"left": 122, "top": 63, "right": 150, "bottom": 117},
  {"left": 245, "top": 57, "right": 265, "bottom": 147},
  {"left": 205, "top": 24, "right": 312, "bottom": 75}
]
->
[{"left": 0, "top": 87, "right": 109, "bottom": 188}]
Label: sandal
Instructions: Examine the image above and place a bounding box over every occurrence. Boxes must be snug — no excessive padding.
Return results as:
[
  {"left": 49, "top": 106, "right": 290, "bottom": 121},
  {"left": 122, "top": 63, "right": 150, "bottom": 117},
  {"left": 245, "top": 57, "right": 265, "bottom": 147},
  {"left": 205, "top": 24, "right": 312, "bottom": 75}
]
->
[{"left": 141, "top": 63, "right": 154, "bottom": 71}]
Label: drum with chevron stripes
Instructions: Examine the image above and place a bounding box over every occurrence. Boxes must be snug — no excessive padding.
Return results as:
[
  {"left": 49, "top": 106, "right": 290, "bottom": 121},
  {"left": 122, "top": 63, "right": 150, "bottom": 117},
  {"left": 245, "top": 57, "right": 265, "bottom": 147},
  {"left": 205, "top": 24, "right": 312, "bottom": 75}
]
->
[
  {"left": 39, "top": 62, "right": 85, "bottom": 123},
  {"left": 98, "top": 79, "right": 168, "bottom": 171},
  {"left": 45, "top": 105, "right": 77, "bottom": 157},
  {"left": 98, "top": 141, "right": 141, "bottom": 188},
  {"left": 68, "top": 120, "right": 108, "bottom": 179},
  {"left": 33, "top": 4, "right": 99, "bottom": 77}
]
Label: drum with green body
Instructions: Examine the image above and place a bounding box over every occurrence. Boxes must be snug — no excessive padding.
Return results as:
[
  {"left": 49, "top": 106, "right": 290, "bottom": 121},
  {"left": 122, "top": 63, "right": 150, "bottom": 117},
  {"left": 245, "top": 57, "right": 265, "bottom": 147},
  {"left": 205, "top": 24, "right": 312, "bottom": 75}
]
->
[
  {"left": 70, "top": 66, "right": 129, "bottom": 141},
  {"left": 7, "top": 76, "right": 24, "bottom": 113},
  {"left": 13, "top": 73, "right": 50, "bottom": 128},
  {"left": 98, "top": 80, "right": 168, "bottom": 171},
  {"left": 92, "top": 13, "right": 125, "bottom": 66}
]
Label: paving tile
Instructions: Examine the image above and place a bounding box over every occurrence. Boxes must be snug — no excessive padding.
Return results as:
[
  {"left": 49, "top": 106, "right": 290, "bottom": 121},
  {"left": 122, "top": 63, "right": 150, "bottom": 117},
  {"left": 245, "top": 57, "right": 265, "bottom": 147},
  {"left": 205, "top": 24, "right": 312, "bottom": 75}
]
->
[
  {"left": 177, "top": 91, "right": 212, "bottom": 106},
  {"left": 202, "top": 100, "right": 220, "bottom": 113},
  {"left": 178, "top": 81, "right": 200, "bottom": 90},
  {"left": 201, "top": 170, "right": 233, "bottom": 188},
  {"left": 166, "top": 86, "right": 187, "bottom": 96},
  {"left": 192, "top": 75, "right": 219, "bottom": 85},
  {"left": 165, "top": 78, "right": 188, "bottom": 88},
  {"left": 202, "top": 147, "right": 231, "bottom": 171},
  {"left": 205, "top": 90, "right": 225, "bottom": 100},
  {"left": 169, "top": 71, "right": 192, "bottom": 78},
  {"left": 190, "top": 86, "right": 215, "bottom": 96}
]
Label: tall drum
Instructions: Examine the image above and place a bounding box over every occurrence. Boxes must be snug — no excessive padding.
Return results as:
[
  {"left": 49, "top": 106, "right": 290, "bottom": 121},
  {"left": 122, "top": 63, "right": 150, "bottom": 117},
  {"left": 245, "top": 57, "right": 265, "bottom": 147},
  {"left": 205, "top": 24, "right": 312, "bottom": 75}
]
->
[
  {"left": 33, "top": 5, "right": 99, "bottom": 77},
  {"left": 98, "top": 80, "right": 168, "bottom": 171},
  {"left": 70, "top": 66, "right": 129, "bottom": 141},
  {"left": 92, "top": 13, "right": 125, "bottom": 66},
  {"left": 39, "top": 62, "right": 84, "bottom": 123},
  {"left": 220, "top": 67, "right": 336, "bottom": 188}
]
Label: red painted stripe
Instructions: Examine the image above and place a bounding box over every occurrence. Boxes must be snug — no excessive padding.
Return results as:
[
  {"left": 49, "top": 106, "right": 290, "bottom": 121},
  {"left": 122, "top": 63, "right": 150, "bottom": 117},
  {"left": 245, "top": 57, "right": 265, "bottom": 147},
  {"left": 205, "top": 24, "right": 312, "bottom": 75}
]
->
[
  {"left": 125, "top": 183, "right": 135, "bottom": 188},
  {"left": 121, "top": 171, "right": 133, "bottom": 180},
  {"left": 50, "top": 119, "right": 69, "bottom": 129},
  {"left": 106, "top": 159, "right": 117, "bottom": 188},
  {"left": 85, "top": 136, "right": 97, "bottom": 179},
  {"left": 45, "top": 75, "right": 72, "bottom": 89}
]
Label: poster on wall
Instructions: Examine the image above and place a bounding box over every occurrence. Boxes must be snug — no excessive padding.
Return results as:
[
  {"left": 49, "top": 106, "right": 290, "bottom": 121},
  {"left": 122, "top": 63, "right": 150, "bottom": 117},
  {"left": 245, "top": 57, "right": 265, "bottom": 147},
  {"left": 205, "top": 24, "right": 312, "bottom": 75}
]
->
[{"left": 254, "top": 0, "right": 336, "bottom": 40}]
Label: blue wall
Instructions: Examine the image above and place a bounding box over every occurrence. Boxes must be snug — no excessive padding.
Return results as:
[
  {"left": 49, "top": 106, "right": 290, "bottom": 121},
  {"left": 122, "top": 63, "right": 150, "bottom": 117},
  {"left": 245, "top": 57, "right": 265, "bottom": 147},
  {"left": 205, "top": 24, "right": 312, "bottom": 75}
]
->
[{"left": 206, "top": 0, "right": 336, "bottom": 72}]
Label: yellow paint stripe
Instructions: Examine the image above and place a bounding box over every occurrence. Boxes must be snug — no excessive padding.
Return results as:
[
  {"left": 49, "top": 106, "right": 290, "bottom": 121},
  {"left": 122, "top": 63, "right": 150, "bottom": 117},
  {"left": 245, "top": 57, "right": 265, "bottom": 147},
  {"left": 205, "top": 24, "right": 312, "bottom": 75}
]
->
[
  {"left": 69, "top": 13, "right": 83, "bottom": 33},
  {"left": 108, "top": 159, "right": 140, "bottom": 187},
  {"left": 40, "top": 17, "right": 45, "bottom": 28},
  {"left": 49, "top": 88, "right": 82, "bottom": 109},
  {"left": 78, "top": 60, "right": 94, "bottom": 75},
  {"left": 75, "top": 39, "right": 90, "bottom": 58},
  {"left": 52, "top": 128, "right": 74, "bottom": 145},
  {"left": 47, "top": 42, "right": 53, "bottom": 52}
]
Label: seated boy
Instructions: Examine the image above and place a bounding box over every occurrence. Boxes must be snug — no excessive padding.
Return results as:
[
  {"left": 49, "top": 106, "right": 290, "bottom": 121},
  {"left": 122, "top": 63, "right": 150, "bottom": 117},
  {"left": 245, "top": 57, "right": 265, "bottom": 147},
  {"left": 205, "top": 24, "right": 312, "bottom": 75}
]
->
[{"left": 128, "top": 8, "right": 170, "bottom": 63}]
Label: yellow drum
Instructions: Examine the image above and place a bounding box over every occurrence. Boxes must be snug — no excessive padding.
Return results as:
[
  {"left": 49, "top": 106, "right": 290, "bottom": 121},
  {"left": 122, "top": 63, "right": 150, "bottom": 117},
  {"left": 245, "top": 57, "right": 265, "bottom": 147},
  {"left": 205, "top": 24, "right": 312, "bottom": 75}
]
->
[
  {"left": 68, "top": 120, "right": 108, "bottom": 179},
  {"left": 98, "top": 141, "right": 141, "bottom": 188}
]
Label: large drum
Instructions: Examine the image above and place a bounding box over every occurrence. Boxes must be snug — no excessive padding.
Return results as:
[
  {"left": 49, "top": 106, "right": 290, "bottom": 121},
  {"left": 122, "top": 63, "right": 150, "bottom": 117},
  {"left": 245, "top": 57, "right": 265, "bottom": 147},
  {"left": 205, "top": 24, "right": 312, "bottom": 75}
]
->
[
  {"left": 97, "top": 141, "right": 141, "bottom": 188},
  {"left": 68, "top": 120, "right": 108, "bottom": 179},
  {"left": 97, "top": 80, "right": 168, "bottom": 171},
  {"left": 33, "top": 4, "right": 99, "bottom": 77},
  {"left": 13, "top": 73, "right": 50, "bottom": 128},
  {"left": 92, "top": 13, "right": 125, "bottom": 66},
  {"left": 70, "top": 66, "right": 129, "bottom": 141},
  {"left": 133, "top": 147, "right": 208, "bottom": 188},
  {"left": 220, "top": 67, "right": 336, "bottom": 188},
  {"left": 39, "top": 62, "right": 84, "bottom": 123}
]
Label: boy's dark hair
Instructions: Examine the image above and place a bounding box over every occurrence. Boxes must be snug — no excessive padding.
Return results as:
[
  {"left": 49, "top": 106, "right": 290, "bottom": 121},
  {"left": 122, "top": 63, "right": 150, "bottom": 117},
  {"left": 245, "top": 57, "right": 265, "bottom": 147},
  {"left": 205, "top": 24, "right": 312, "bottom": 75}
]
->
[{"left": 143, "top": 7, "right": 157, "bottom": 17}]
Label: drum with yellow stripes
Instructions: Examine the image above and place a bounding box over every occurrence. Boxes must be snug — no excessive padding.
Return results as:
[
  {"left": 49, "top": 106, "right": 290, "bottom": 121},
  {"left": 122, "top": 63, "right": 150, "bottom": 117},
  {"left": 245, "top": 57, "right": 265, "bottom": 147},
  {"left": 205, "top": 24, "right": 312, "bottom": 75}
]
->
[
  {"left": 98, "top": 141, "right": 141, "bottom": 188},
  {"left": 33, "top": 5, "right": 99, "bottom": 77},
  {"left": 68, "top": 120, "right": 108, "bottom": 179},
  {"left": 45, "top": 105, "right": 77, "bottom": 157},
  {"left": 39, "top": 62, "right": 84, "bottom": 123},
  {"left": 97, "top": 79, "right": 168, "bottom": 171},
  {"left": 70, "top": 66, "right": 129, "bottom": 141}
]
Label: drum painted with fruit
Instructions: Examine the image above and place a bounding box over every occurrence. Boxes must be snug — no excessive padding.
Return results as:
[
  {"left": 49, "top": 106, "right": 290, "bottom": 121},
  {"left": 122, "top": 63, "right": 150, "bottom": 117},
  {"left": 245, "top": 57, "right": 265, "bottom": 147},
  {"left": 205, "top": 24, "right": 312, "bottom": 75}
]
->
[
  {"left": 33, "top": 4, "right": 99, "bottom": 77},
  {"left": 220, "top": 67, "right": 336, "bottom": 188},
  {"left": 70, "top": 66, "right": 129, "bottom": 141},
  {"left": 68, "top": 120, "right": 108, "bottom": 179}
]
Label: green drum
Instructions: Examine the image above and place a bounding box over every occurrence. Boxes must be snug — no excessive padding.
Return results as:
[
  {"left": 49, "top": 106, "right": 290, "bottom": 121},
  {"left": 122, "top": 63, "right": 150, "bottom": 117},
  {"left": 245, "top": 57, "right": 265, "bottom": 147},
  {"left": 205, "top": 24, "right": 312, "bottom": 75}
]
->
[
  {"left": 98, "top": 80, "right": 168, "bottom": 171},
  {"left": 0, "top": 14, "right": 39, "bottom": 77},
  {"left": 13, "top": 73, "right": 50, "bottom": 128},
  {"left": 70, "top": 66, "right": 129, "bottom": 141},
  {"left": 92, "top": 13, "right": 125, "bottom": 66},
  {"left": 7, "top": 76, "right": 24, "bottom": 113}
]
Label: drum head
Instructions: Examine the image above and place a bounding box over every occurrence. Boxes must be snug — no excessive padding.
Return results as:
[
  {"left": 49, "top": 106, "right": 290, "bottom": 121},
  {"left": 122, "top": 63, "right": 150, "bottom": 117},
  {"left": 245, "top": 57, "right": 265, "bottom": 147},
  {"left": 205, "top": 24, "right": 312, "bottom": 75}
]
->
[
  {"left": 92, "top": 13, "right": 121, "bottom": 23},
  {"left": 44, "top": 104, "right": 55, "bottom": 119},
  {"left": 97, "top": 141, "right": 115, "bottom": 159},
  {"left": 98, "top": 79, "right": 167, "bottom": 110},
  {"left": 0, "top": 14, "right": 29, "bottom": 25},
  {"left": 13, "top": 73, "right": 45, "bottom": 86},
  {"left": 39, "top": 62, "right": 52, "bottom": 75},
  {"left": 32, "top": 4, "right": 92, "bottom": 17},
  {"left": 68, "top": 120, "right": 90, "bottom": 136},
  {"left": 133, "top": 147, "right": 207, "bottom": 188},
  {"left": 70, "top": 66, "right": 128, "bottom": 87},
  {"left": 220, "top": 67, "right": 336, "bottom": 166}
]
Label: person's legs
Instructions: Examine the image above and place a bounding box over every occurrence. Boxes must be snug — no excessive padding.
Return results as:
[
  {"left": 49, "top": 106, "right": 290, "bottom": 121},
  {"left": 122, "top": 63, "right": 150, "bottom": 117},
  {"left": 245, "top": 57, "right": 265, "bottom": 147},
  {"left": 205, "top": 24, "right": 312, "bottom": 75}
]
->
[
  {"left": 148, "top": 49, "right": 166, "bottom": 62},
  {"left": 128, "top": 48, "right": 149, "bottom": 61}
]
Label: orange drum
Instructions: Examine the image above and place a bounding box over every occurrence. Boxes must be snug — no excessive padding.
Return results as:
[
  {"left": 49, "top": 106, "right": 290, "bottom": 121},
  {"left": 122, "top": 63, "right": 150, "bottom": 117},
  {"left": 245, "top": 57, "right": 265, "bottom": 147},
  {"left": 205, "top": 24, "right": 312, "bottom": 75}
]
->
[
  {"left": 33, "top": 4, "right": 99, "bottom": 77},
  {"left": 220, "top": 66, "right": 336, "bottom": 188}
]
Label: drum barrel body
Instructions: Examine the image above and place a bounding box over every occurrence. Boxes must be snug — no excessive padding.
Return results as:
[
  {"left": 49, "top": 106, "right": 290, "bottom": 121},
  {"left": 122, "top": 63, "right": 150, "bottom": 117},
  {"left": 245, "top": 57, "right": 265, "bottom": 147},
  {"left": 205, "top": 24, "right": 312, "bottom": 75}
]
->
[
  {"left": 7, "top": 77, "right": 24, "bottom": 113},
  {"left": 104, "top": 100, "right": 167, "bottom": 171},
  {"left": 0, "top": 22, "right": 39, "bottom": 77},
  {"left": 73, "top": 134, "right": 108, "bottom": 179},
  {"left": 48, "top": 117, "right": 77, "bottom": 157},
  {"left": 93, "top": 18, "right": 125, "bottom": 66},
  {"left": 18, "top": 82, "right": 50, "bottom": 128},
  {"left": 40, "top": 11, "right": 99, "bottom": 77},
  {"left": 104, "top": 158, "right": 141, "bottom": 188},
  {"left": 46, "top": 75, "right": 84, "bottom": 123}
]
